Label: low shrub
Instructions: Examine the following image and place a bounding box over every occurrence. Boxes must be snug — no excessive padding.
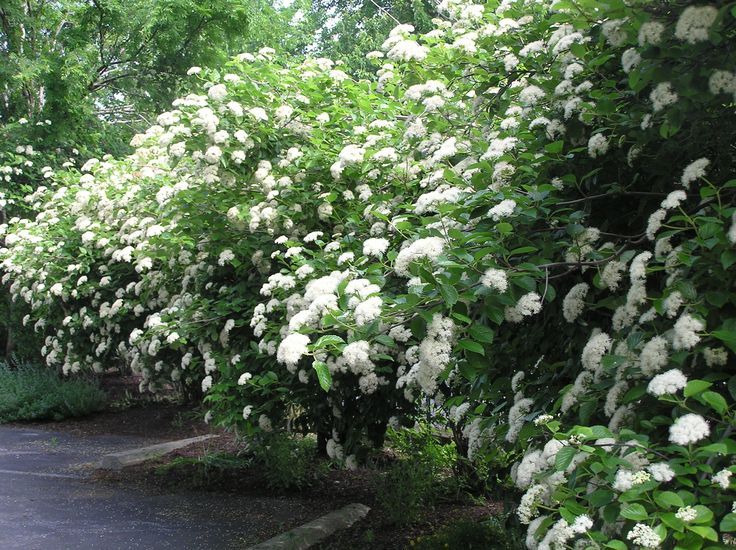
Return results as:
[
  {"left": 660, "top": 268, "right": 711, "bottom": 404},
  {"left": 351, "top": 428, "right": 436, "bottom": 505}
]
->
[
  {"left": 253, "top": 432, "right": 320, "bottom": 490},
  {"left": 0, "top": 361, "right": 107, "bottom": 422},
  {"left": 410, "top": 517, "right": 524, "bottom": 550},
  {"left": 376, "top": 459, "right": 437, "bottom": 526}
]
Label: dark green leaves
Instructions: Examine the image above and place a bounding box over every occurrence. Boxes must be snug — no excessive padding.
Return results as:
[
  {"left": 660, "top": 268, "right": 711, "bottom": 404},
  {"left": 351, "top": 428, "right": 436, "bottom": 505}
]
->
[{"left": 312, "top": 361, "right": 332, "bottom": 392}]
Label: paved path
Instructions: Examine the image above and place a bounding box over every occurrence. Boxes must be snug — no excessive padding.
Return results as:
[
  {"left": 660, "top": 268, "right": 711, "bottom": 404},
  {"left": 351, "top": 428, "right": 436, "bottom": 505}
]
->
[{"left": 0, "top": 426, "right": 314, "bottom": 549}]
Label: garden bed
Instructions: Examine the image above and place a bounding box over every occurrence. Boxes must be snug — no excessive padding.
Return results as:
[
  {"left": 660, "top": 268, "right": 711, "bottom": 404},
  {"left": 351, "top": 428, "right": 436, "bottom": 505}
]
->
[{"left": 92, "top": 434, "right": 507, "bottom": 549}]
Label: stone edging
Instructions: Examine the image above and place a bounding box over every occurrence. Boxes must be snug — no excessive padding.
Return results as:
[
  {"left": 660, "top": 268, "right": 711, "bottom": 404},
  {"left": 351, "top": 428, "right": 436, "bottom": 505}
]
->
[
  {"left": 98, "top": 434, "right": 219, "bottom": 470},
  {"left": 247, "top": 502, "right": 370, "bottom": 549}
]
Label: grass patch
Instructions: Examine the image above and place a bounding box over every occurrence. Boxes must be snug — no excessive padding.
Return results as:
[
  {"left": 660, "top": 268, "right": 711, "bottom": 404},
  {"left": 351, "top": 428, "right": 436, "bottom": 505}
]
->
[{"left": 0, "top": 361, "right": 107, "bottom": 422}]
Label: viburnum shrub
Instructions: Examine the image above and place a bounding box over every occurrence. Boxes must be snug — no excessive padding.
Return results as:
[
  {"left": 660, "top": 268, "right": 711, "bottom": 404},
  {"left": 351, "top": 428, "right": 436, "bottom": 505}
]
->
[{"left": 1, "top": 0, "right": 736, "bottom": 546}]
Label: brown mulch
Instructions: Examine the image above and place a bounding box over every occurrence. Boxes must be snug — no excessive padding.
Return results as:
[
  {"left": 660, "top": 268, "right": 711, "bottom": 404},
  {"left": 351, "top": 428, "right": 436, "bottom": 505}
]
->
[{"left": 316, "top": 502, "right": 501, "bottom": 550}]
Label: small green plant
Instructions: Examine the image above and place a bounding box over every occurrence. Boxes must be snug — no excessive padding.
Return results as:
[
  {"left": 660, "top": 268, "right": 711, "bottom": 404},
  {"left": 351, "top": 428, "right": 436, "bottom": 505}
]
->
[
  {"left": 253, "top": 433, "right": 319, "bottom": 490},
  {"left": 410, "top": 517, "right": 525, "bottom": 550},
  {"left": 376, "top": 459, "right": 436, "bottom": 526},
  {"left": 379, "top": 421, "right": 468, "bottom": 523},
  {"left": 155, "top": 452, "right": 254, "bottom": 486},
  {"left": 0, "top": 361, "right": 106, "bottom": 422}
]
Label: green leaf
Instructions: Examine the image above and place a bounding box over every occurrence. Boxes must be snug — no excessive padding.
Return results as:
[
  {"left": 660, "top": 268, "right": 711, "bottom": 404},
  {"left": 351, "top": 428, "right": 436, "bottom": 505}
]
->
[
  {"left": 313, "top": 335, "right": 345, "bottom": 349},
  {"left": 720, "top": 513, "right": 736, "bottom": 532},
  {"left": 713, "top": 320, "right": 736, "bottom": 353},
  {"left": 620, "top": 503, "right": 648, "bottom": 521},
  {"left": 604, "top": 542, "right": 627, "bottom": 550},
  {"left": 496, "top": 222, "right": 513, "bottom": 235},
  {"left": 554, "top": 445, "right": 577, "bottom": 471},
  {"left": 312, "top": 361, "right": 332, "bottom": 392},
  {"left": 588, "top": 489, "right": 614, "bottom": 507},
  {"left": 692, "top": 505, "right": 714, "bottom": 524},
  {"left": 654, "top": 491, "right": 684, "bottom": 509},
  {"left": 468, "top": 324, "right": 494, "bottom": 343},
  {"left": 660, "top": 512, "right": 685, "bottom": 532},
  {"left": 544, "top": 140, "right": 564, "bottom": 154},
  {"left": 722, "top": 250, "right": 736, "bottom": 270},
  {"left": 700, "top": 391, "right": 728, "bottom": 415},
  {"left": 687, "top": 525, "right": 718, "bottom": 542},
  {"left": 374, "top": 334, "right": 396, "bottom": 347},
  {"left": 457, "top": 339, "right": 485, "bottom": 356},
  {"left": 684, "top": 380, "right": 712, "bottom": 398},
  {"left": 439, "top": 284, "right": 459, "bottom": 306}
]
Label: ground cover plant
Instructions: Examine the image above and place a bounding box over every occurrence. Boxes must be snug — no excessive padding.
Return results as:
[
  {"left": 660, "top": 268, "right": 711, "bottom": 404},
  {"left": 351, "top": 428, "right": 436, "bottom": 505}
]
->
[
  {"left": 1, "top": 0, "right": 735, "bottom": 546},
  {"left": 0, "top": 360, "right": 107, "bottom": 422}
]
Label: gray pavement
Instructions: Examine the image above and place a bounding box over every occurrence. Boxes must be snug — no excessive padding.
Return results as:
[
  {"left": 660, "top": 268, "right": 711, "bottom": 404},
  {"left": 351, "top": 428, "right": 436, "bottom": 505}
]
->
[{"left": 0, "top": 426, "right": 317, "bottom": 550}]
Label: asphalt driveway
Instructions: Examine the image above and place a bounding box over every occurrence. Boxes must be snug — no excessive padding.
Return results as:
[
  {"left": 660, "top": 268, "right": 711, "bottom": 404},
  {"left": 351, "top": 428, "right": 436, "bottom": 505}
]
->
[{"left": 0, "top": 426, "right": 313, "bottom": 549}]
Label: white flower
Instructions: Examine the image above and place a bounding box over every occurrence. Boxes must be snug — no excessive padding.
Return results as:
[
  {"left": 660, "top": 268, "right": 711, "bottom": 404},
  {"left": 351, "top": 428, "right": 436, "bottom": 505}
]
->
[
  {"left": 672, "top": 314, "right": 705, "bottom": 351},
  {"left": 675, "top": 5, "right": 718, "bottom": 44},
  {"left": 571, "top": 514, "right": 593, "bottom": 534},
  {"left": 562, "top": 283, "right": 589, "bottom": 322},
  {"left": 627, "top": 523, "right": 661, "bottom": 548},
  {"left": 646, "top": 209, "right": 666, "bottom": 240},
  {"left": 669, "top": 413, "right": 710, "bottom": 446},
  {"left": 218, "top": 249, "right": 235, "bottom": 266},
  {"left": 201, "top": 375, "right": 213, "bottom": 392},
  {"left": 372, "top": 147, "right": 398, "bottom": 162},
  {"left": 363, "top": 238, "right": 390, "bottom": 257},
  {"left": 276, "top": 333, "right": 310, "bottom": 371},
  {"left": 242, "top": 405, "right": 253, "bottom": 420},
  {"left": 601, "top": 19, "right": 627, "bottom": 47},
  {"left": 588, "top": 133, "right": 609, "bottom": 158},
  {"left": 662, "top": 190, "right": 687, "bottom": 210},
  {"left": 516, "top": 292, "right": 543, "bottom": 317},
  {"left": 647, "top": 369, "right": 687, "bottom": 396},
  {"left": 675, "top": 506, "right": 698, "bottom": 522},
  {"left": 488, "top": 199, "right": 516, "bottom": 221},
  {"left": 704, "top": 347, "right": 728, "bottom": 367},
  {"left": 713, "top": 469, "right": 733, "bottom": 489},
  {"left": 639, "top": 21, "right": 665, "bottom": 46},
  {"left": 187, "top": 66, "right": 202, "bottom": 75},
  {"left": 648, "top": 462, "right": 675, "bottom": 482},
  {"left": 519, "top": 85, "right": 545, "bottom": 106},
  {"left": 709, "top": 70, "right": 736, "bottom": 96},
  {"left": 258, "top": 414, "right": 272, "bottom": 432},
  {"left": 248, "top": 107, "right": 268, "bottom": 121},
  {"left": 355, "top": 296, "right": 383, "bottom": 326},
  {"left": 622, "top": 48, "right": 641, "bottom": 73},
  {"left": 680, "top": 158, "right": 710, "bottom": 188},
  {"left": 650, "top": 82, "right": 678, "bottom": 112},
  {"left": 237, "top": 372, "right": 252, "bottom": 385},
  {"left": 394, "top": 237, "right": 445, "bottom": 277},
  {"left": 581, "top": 332, "right": 612, "bottom": 373},
  {"left": 204, "top": 146, "right": 222, "bottom": 164},
  {"left": 208, "top": 84, "right": 227, "bottom": 101},
  {"left": 387, "top": 39, "right": 429, "bottom": 62},
  {"left": 481, "top": 268, "right": 508, "bottom": 293},
  {"left": 295, "top": 265, "right": 315, "bottom": 279}
]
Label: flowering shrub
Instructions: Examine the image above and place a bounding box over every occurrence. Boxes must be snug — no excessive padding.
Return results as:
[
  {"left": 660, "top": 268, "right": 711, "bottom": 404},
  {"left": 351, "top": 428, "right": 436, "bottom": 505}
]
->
[{"left": 2, "top": 0, "right": 736, "bottom": 546}]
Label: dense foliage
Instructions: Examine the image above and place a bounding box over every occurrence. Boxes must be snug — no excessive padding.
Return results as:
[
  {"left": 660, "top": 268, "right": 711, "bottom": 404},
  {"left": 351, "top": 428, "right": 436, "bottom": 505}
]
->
[
  {"left": 0, "top": 360, "right": 106, "bottom": 422},
  {"left": 2, "top": 0, "right": 736, "bottom": 547}
]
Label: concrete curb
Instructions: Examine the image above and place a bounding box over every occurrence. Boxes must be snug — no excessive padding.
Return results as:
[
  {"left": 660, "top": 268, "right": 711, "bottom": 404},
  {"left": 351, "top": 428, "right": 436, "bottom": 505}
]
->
[
  {"left": 98, "top": 434, "right": 219, "bottom": 470},
  {"left": 247, "top": 503, "right": 370, "bottom": 550}
]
